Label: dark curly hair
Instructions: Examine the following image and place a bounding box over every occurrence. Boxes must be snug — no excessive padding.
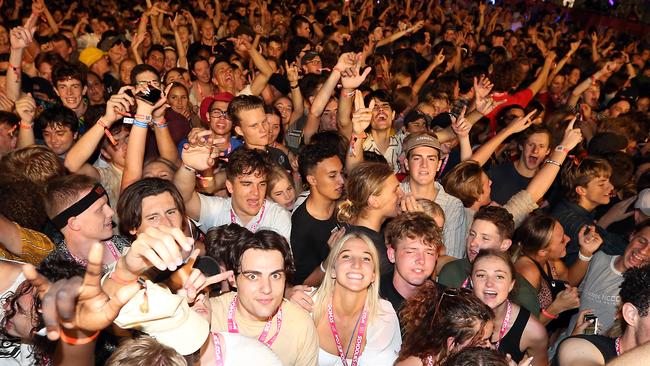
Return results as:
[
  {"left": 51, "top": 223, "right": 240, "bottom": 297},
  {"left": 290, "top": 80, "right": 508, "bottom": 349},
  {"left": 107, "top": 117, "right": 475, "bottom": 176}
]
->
[
  {"left": 232, "top": 229, "right": 295, "bottom": 280},
  {"left": 620, "top": 263, "right": 650, "bottom": 318},
  {"left": 398, "top": 282, "right": 494, "bottom": 364},
  {"left": 440, "top": 347, "right": 509, "bottom": 366},
  {"left": 225, "top": 147, "right": 272, "bottom": 182},
  {"left": 205, "top": 223, "right": 254, "bottom": 271},
  {"left": 297, "top": 141, "right": 341, "bottom": 186}
]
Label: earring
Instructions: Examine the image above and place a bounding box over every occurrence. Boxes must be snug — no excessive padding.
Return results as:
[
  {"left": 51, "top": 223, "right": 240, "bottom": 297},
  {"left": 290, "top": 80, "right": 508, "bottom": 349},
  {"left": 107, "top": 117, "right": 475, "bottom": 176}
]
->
[{"left": 331, "top": 273, "right": 336, "bottom": 279}]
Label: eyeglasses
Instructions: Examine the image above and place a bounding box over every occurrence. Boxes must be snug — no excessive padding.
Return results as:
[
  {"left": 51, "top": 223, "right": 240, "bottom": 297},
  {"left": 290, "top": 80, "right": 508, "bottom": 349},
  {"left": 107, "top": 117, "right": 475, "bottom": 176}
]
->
[
  {"left": 135, "top": 80, "right": 162, "bottom": 88},
  {"left": 209, "top": 108, "right": 230, "bottom": 119}
]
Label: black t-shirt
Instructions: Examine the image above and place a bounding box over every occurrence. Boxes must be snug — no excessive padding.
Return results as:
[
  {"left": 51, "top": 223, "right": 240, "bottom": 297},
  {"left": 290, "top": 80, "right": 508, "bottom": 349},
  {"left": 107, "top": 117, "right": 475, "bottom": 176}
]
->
[
  {"left": 346, "top": 225, "right": 392, "bottom": 276},
  {"left": 487, "top": 160, "right": 531, "bottom": 205},
  {"left": 290, "top": 200, "right": 338, "bottom": 285}
]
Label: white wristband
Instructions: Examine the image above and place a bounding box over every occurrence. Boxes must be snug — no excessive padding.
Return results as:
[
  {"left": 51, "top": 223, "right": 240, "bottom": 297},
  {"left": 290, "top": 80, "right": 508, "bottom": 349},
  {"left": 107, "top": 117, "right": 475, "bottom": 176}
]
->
[{"left": 578, "top": 251, "right": 593, "bottom": 262}]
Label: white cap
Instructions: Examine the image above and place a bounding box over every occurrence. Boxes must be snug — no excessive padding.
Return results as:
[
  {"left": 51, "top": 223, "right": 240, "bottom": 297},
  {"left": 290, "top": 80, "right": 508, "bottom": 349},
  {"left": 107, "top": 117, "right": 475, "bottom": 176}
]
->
[{"left": 635, "top": 189, "right": 650, "bottom": 216}]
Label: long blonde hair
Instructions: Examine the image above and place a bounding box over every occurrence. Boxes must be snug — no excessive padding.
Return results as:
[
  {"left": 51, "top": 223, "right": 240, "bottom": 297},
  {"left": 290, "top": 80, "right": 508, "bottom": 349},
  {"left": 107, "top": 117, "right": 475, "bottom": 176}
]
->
[{"left": 313, "top": 233, "right": 382, "bottom": 325}]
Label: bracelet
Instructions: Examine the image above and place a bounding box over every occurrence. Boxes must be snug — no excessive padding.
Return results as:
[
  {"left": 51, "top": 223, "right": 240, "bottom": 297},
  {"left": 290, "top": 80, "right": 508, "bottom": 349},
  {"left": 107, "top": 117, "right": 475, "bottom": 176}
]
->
[
  {"left": 133, "top": 119, "right": 149, "bottom": 129},
  {"left": 108, "top": 270, "right": 138, "bottom": 285},
  {"left": 544, "top": 159, "right": 561, "bottom": 167},
  {"left": 19, "top": 122, "right": 33, "bottom": 130},
  {"left": 340, "top": 89, "right": 355, "bottom": 98},
  {"left": 290, "top": 84, "right": 299, "bottom": 89},
  {"left": 59, "top": 330, "right": 100, "bottom": 345},
  {"left": 578, "top": 251, "right": 593, "bottom": 262},
  {"left": 183, "top": 164, "right": 196, "bottom": 173},
  {"left": 541, "top": 308, "right": 558, "bottom": 319},
  {"left": 153, "top": 117, "right": 167, "bottom": 128},
  {"left": 97, "top": 118, "right": 118, "bottom": 146},
  {"left": 134, "top": 114, "right": 152, "bottom": 123}
]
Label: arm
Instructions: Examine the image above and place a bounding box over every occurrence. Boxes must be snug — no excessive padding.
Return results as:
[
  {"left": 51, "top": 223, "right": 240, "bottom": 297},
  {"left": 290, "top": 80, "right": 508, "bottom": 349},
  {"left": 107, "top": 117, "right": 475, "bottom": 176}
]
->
[
  {"left": 0, "top": 215, "right": 22, "bottom": 256},
  {"left": 470, "top": 110, "right": 536, "bottom": 166},
  {"left": 302, "top": 67, "right": 340, "bottom": 143},
  {"left": 247, "top": 36, "right": 274, "bottom": 96},
  {"left": 590, "top": 32, "right": 600, "bottom": 63},
  {"left": 547, "top": 41, "right": 580, "bottom": 87},
  {"left": 411, "top": 50, "right": 444, "bottom": 96},
  {"left": 567, "top": 61, "right": 615, "bottom": 108},
  {"left": 6, "top": 26, "right": 35, "bottom": 102},
  {"left": 32, "top": 0, "right": 59, "bottom": 35},
  {"left": 451, "top": 107, "right": 472, "bottom": 161},
  {"left": 15, "top": 93, "right": 36, "bottom": 148},
  {"left": 171, "top": 15, "right": 188, "bottom": 69},
  {"left": 376, "top": 21, "right": 423, "bottom": 48},
  {"left": 567, "top": 225, "right": 603, "bottom": 287},
  {"left": 285, "top": 61, "right": 304, "bottom": 128},
  {"left": 345, "top": 91, "right": 372, "bottom": 172},
  {"left": 556, "top": 338, "right": 605, "bottom": 366},
  {"left": 527, "top": 51, "right": 555, "bottom": 96},
  {"left": 335, "top": 54, "right": 371, "bottom": 141},
  {"left": 476, "top": 3, "right": 486, "bottom": 33}
]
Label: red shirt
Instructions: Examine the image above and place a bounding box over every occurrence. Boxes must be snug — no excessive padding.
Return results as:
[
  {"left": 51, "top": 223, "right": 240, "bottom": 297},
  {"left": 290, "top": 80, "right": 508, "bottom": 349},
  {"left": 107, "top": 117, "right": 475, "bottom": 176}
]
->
[{"left": 486, "top": 88, "right": 534, "bottom": 135}]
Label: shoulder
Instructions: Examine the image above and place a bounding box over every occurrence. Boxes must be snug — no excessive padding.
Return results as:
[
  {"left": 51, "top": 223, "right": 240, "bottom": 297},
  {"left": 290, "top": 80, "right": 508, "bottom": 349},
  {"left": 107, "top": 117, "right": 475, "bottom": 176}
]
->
[
  {"left": 265, "top": 200, "right": 291, "bottom": 219},
  {"left": 395, "top": 356, "right": 424, "bottom": 366},
  {"left": 521, "top": 309, "right": 548, "bottom": 346},
  {"left": 556, "top": 336, "right": 607, "bottom": 366},
  {"left": 199, "top": 193, "right": 229, "bottom": 207},
  {"left": 438, "top": 259, "right": 470, "bottom": 287},
  {"left": 282, "top": 298, "right": 317, "bottom": 327},
  {"left": 514, "top": 259, "right": 541, "bottom": 289}
]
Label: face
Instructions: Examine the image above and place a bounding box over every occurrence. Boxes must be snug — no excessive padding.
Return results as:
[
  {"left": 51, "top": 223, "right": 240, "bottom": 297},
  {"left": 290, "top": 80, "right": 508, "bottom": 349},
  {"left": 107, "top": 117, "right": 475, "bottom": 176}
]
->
[
  {"left": 429, "top": 98, "right": 450, "bottom": 117},
  {"left": 273, "top": 97, "right": 293, "bottom": 125},
  {"left": 520, "top": 133, "right": 550, "bottom": 171},
  {"left": 134, "top": 70, "right": 162, "bottom": 90},
  {"left": 267, "top": 41, "right": 283, "bottom": 59},
  {"left": 296, "top": 22, "right": 311, "bottom": 38},
  {"left": 193, "top": 60, "right": 211, "bottom": 84},
  {"left": 543, "top": 222, "right": 570, "bottom": 259},
  {"left": 334, "top": 238, "right": 376, "bottom": 292},
  {"left": 74, "top": 194, "right": 115, "bottom": 241},
  {"left": 608, "top": 100, "right": 631, "bottom": 118},
  {"left": 622, "top": 227, "right": 650, "bottom": 270},
  {"left": 550, "top": 75, "right": 565, "bottom": 94},
  {"left": 320, "top": 99, "right": 338, "bottom": 131},
  {"left": 466, "top": 219, "right": 508, "bottom": 262},
  {"left": 38, "top": 62, "right": 53, "bottom": 82},
  {"left": 164, "top": 50, "right": 177, "bottom": 72},
  {"left": 389, "top": 236, "right": 437, "bottom": 287},
  {"left": 167, "top": 86, "right": 189, "bottom": 115},
  {"left": 580, "top": 175, "right": 613, "bottom": 206},
  {"left": 108, "top": 43, "right": 128, "bottom": 65},
  {"left": 406, "top": 118, "right": 427, "bottom": 133},
  {"left": 55, "top": 78, "right": 86, "bottom": 110},
  {"left": 119, "top": 59, "right": 136, "bottom": 85},
  {"left": 311, "top": 156, "right": 345, "bottom": 201},
  {"left": 142, "top": 161, "right": 175, "bottom": 180},
  {"left": 476, "top": 173, "right": 492, "bottom": 207},
  {"left": 226, "top": 171, "right": 267, "bottom": 219},
  {"left": 471, "top": 256, "right": 515, "bottom": 309},
  {"left": 133, "top": 192, "right": 183, "bottom": 235},
  {"left": 568, "top": 68, "right": 581, "bottom": 85},
  {"left": 406, "top": 146, "right": 441, "bottom": 186},
  {"left": 208, "top": 100, "right": 232, "bottom": 136},
  {"left": 270, "top": 177, "right": 295, "bottom": 210},
  {"left": 370, "top": 99, "right": 393, "bottom": 131},
  {"left": 146, "top": 51, "right": 165, "bottom": 73},
  {"left": 234, "top": 107, "right": 269, "bottom": 148},
  {"left": 236, "top": 249, "right": 285, "bottom": 321},
  {"left": 3, "top": 285, "right": 36, "bottom": 340},
  {"left": 452, "top": 320, "right": 494, "bottom": 351},
  {"left": 373, "top": 174, "right": 403, "bottom": 218},
  {"left": 200, "top": 20, "right": 215, "bottom": 41},
  {"left": 303, "top": 56, "right": 322, "bottom": 74},
  {"left": 86, "top": 73, "right": 105, "bottom": 105},
  {"left": 267, "top": 113, "right": 282, "bottom": 144},
  {"left": 190, "top": 290, "right": 212, "bottom": 322},
  {"left": 212, "top": 62, "right": 234, "bottom": 89},
  {"left": 103, "top": 127, "right": 129, "bottom": 168},
  {"left": 43, "top": 124, "right": 76, "bottom": 156},
  {"left": 583, "top": 85, "right": 600, "bottom": 108}
]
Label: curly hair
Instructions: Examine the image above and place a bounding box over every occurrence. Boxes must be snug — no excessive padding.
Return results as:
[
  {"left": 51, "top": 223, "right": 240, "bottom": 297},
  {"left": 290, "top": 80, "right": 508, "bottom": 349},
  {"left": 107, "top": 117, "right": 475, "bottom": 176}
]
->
[
  {"left": 0, "top": 145, "right": 65, "bottom": 185},
  {"left": 297, "top": 140, "right": 341, "bottom": 185},
  {"left": 385, "top": 212, "right": 443, "bottom": 251},
  {"left": 620, "top": 263, "right": 650, "bottom": 318},
  {"left": 398, "top": 283, "right": 494, "bottom": 364},
  {"left": 440, "top": 347, "right": 509, "bottom": 366},
  {"left": 0, "top": 175, "right": 48, "bottom": 231},
  {"left": 205, "top": 223, "right": 254, "bottom": 271}
]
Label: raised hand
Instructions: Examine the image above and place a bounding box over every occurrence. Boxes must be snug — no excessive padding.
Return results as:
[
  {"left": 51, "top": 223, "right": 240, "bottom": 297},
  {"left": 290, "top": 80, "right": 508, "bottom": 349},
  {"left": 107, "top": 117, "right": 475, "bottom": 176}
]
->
[
  {"left": 474, "top": 75, "right": 494, "bottom": 101},
  {"left": 182, "top": 129, "right": 221, "bottom": 171},
  {"left": 285, "top": 60, "right": 300, "bottom": 85},
  {"left": 569, "top": 40, "right": 581, "bottom": 53},
  {"left": 560, "top": 116, "right": 583, "bottom": 150},
  {"left": 506, "top": 109, "right": 536, "bottom": 134},
  {"left": 124, "top": 226, "right": 194, "bottom": 275},
  {"left": 451, "top": 106, "right": 470, "bottom": 138},
  {"left": 341, "top": 60, "right": 372, "bottom": 90},
  {"left": 577, "top": 225, "right": 603, "bottom": 258},
  {"left": 104, "top": 87, "right": 135, "bottom": 124},
  {"left": 22, "top": 242, "right": 141, "bottom": 340},
  {"left": 334, "top": 52, "right": 358, "bottom": 72},
  {"left": 10, "top": 26, "right": 36, "bottom": 50},
  {"left": 15, "top": 93, "right": 37, "bottom": 125},
  {"left": 433, "top": 49, "right": 445, "bottom": 67},
  {"left": 351, "top": 89, "right": 374, "bottom": 134}
]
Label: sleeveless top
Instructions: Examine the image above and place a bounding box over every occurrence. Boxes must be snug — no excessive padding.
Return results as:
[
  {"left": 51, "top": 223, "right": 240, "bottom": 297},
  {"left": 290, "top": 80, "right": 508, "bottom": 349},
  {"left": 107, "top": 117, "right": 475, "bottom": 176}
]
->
[
  {"left": 552, "top": 335, "right": 617, "bottom": 366},
  {"left": 498, "top": 307, "right": 531, "bottom": 363},
  {"left": 525, "top": 256, "right": 556, "bottom": 309}
]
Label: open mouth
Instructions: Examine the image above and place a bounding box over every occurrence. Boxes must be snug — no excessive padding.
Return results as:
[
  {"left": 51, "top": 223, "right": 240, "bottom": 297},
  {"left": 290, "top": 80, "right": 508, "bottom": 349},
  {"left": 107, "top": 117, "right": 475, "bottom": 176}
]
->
[
  {"left": 346, "top": 272, "right": 364, "bottom": 280},
  {"left": 483, "top": 290, "right": 498, "bottom": 299}
]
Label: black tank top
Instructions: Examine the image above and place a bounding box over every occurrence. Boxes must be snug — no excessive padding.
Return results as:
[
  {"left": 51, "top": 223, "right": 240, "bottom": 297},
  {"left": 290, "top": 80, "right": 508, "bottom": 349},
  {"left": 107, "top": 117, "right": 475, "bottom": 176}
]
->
[
  {"left": 498, "top": 307, "right": 530, "bottom": 363},
  {"left": 552, "top": 335, "right": 617, "bottom": 366}
]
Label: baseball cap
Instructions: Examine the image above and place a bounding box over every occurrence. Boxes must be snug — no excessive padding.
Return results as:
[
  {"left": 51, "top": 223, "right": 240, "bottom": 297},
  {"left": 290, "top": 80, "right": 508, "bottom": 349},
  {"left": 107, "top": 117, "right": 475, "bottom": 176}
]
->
[
  {"left": 113, "top": 280, "right": 210, "bottom": 355},
  {"left": 199, "top": 92, "right": 235, "bottom": 125},
  {"left": 402, "top": 132, "right": 442, "bottom": 155},
  {"left": 635, "top": 189, "right": 650, "bottom": 216},
  {"left": 78, "top": 47, "right": 106, "bottom": 68}
]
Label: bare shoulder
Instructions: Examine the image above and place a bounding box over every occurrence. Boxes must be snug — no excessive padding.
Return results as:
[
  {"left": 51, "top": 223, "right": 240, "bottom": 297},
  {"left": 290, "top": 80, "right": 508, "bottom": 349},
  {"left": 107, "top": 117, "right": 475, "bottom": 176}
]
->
[
  {"left": 556, "top": 337, "right": 606, "bottom": 366},
  {"left": 395, "top": 356, "right": 424, "bottom": 366}
]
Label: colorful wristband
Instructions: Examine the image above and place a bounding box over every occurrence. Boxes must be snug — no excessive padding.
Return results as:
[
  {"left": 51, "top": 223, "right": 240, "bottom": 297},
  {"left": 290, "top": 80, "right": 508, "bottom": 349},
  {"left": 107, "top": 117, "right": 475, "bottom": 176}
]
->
[
  {"left": 541, "top": 308, "right": 558, "bottom": 319},
  {"left": 59, "top": 330, "right": 100, "bottom": 345}
]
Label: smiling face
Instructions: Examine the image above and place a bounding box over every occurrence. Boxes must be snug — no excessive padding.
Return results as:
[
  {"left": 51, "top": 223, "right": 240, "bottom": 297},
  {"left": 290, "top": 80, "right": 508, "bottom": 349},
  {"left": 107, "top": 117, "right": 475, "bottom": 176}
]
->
[
  {"left": 622, "top": 227, "right": 650, "bottom": 270},
  {"left": 273, "top": 97, "right": 293, "bottom": 126},
  {"left": 55, "top": 78, "right": 86, "bottom": 111},
  {"left": 226, "top": 171, "right": 267, "bottom": 220},
  {"left": 406, "top": 146, "right": 441, "bottom": 186},
  {"left": 71, "top": 193, "right": 115, "bottom": 241},
  {"left": 236, "top": 248, "right": 286, "bottom": 321},
  {"left": 42, "top": 124, "right": 77, "bottom": 156},
  {"left": 466, "top": 219, "right": 509, "bottom": 262},
  {"left": 578, "top": 175, "right": 613, "bottom": 208},
  {"left": 389, "top": 236, "right": 437, "bottom": 288},
  {"left": 267, "top": 113, "right": 282, "bottom": 144},
  {"left": 370, "top": 99, "right": 393, "bottom": 131},
  {"left": 334, "top": 238, "right": 377, "bottom": 293},
  {"left": 542, "top": 222, "right": 570, "bottom": 259},
  {"left": 193, "top": 60, "right": 211, "bottom": 84},
  {"left": 471, "top": 255, "right": 515, "bottom": 309},
  {"left": 212, "top": 61, "right": 234, "bottom": 90},
  {"left": 167, "top": 85, "right": 189, "bottom": 115}
]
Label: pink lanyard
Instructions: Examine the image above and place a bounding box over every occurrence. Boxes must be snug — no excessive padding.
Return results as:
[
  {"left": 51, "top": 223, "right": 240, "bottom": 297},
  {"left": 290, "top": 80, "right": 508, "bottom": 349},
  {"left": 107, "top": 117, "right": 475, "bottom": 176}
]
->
[
  {"left": 226, "top": 294, "right": 282, "bottom": 347},
  {"left": 327, "top": 301, "right": 369, "bottom": 366},
  {"left": 229, "top": 203, "right": 266, "bottom": 233},
  {"left": 212, "top": 333, "right": 224, "bottom": 366},
  {"left": 494, "top": 300, "right": 512, "bottom": 350},
  {"left": 69, "top": 240, "right": 120, "bottom": 266},
  {"left": 615, "top": 337, "right": 622, "bottom": 356}
]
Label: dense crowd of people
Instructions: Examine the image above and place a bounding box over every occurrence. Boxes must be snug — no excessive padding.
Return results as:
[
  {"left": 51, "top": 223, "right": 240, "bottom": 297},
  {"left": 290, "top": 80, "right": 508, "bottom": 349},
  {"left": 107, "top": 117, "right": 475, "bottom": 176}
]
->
[{"left": 0, "top": 0, "right": 649, "bottom": 365}]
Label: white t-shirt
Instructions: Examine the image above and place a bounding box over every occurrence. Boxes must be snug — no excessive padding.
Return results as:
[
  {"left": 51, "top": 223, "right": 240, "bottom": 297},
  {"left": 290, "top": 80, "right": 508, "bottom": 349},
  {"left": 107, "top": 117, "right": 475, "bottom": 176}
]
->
[
  {"left": 317, "top": 299, "right": 402, "bottom": 366},
  {"left": 198, "top": 195, "right": 292, "bottom": 242}
]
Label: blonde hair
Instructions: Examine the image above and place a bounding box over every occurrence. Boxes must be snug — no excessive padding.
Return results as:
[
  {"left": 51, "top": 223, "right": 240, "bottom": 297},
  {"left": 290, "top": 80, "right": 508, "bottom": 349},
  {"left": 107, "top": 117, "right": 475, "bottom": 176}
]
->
[
  {"left": 106, "top": 336, "right": 187, "bottom": 366},
  {"left": 266, "top": 164, "right": 294, "bottom": 197},
  {"left": 313, "top": 233, "right": 382, "bottom": 326},
  {"left": 337, "top": 162, "right": 394, "bottom": 223}
]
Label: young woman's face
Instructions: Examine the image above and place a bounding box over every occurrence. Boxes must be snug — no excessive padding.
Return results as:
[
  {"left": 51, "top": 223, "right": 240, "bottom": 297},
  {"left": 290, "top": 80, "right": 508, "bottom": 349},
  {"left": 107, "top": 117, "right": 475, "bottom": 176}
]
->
[
  {"left": 335, "top": 238, "right": 376, "bottom": 293},
  {"left": 544, "top": 222, "right": 570, "bottom": 259},
  {"left": 167, "top": 86, "right": 189, "bottom": 115},
  {"left": 471, "top": 256, "right": 515, "bottom": 309},
  {"left": 269, "top": 177, "right": 295, "bottom": 211},
  {"left": 3, "top": 284, "right": 36, "bottom": 340},
  {"left": 267, "top": 113, "right": 282, "bottom": 144}
]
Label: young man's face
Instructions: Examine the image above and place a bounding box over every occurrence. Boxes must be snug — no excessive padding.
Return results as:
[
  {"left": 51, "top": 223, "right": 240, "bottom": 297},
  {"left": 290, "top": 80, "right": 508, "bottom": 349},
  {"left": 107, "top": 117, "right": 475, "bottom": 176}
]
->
[
  {"left": 267, "top": 41, "right": 283, "bottom": 59},
  {"left": 373, "top": 174, "right": 403, "bottom": 219},
  {"left": 310, "top": 156, "right": 344, "bottom": 201},
  {"left": 226, "top": 171, "right": 267, "bottom": 219},
  {"left": 212, "top": 62, "right": 234, "bottom": 90},
  {"left": 579, "top": 175, "right": 613, "bottom": 207},
  {"left": 209, "top": 100, "right": 232, "bottom": 136},
  {"left": 519, "top": 132, "right": 550, "bottom": 171},
  {"left": 406, "top": 146, "right": 441, "bottom": 186},
  {"left": 55, "top": 78, "right": 86, "bottom": 110},
  {"left": 236, "top": 248, "right": 286, "bottom": 321},
  {"left": 302, "top": 56, "right": 322, "bottom": 75},
  {"left": 43, "top": 124, "right": 77, "bottom": 156},
  {"left": 133, "top": 192, "right": 183, "bottom": 235},
  {"left": 296, "top": 22, "right": 311, "bottom": 38},
  {"left": 370, "top": 99, "right": 393, "bottom": 131},
  {"left": 320, "top": 99, "right": 338, "bottom": 131},
  {"left": 146, "top": 51, "right": 165, "bottom": 74},
  {"left": 73, "top": 194, "right": 114, "bottom": 241},
  {"left": 388, "top": 236, "right": 437, "bottom": 289},
  {"left": 234, "top": 107, "right": 270, "bottom": 148},
  {"left": 622, "top": 227, "right": 650, "bottom": 271},
  {"left": 466, "top": 219, "right": 510, "bottom": 262}
]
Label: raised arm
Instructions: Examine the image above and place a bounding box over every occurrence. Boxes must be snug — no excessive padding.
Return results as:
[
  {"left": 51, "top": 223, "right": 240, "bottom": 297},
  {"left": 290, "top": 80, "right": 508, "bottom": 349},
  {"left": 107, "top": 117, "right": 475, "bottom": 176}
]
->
[
  {"left": 335, "top": 54, "right": 371, "bottom": 141},
  {"left": 376, "top": 21, "right": 423, "bottom": 48},
  {"left": 170, "top": 14, "right": 188, "bottom": 69},
  {"left": 285, "top": 61, "right": 304, "bottom": 128},
  {"left": 470, "top": 110, "right": 536, "bottom": 166},
  {"left": 6, "top": 26, "right": 35, "bottom": 102},
  {"left": 546, "top": 41, "right": 580, "bottom": 89},
  {"left": 15, "top": 93, "right": 36, "bottom": 148},
  {"left": 345, "top": 91, "right": 373, "bottom": 172},
  {"left": 411, "top": 50, "right": 445, "bottom": 96},
  {"left": 526, "top": 51, "right": 555, "bottom": 96},
  {"left": 567, "top": 61, "right": 615, "bottom": 108},
  {"left": 247, "top": 35, "right": 274, "bottom": 96}
]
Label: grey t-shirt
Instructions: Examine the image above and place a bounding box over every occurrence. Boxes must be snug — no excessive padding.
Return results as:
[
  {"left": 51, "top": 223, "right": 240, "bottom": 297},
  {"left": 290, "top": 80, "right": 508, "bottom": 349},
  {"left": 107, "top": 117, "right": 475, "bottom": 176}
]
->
[{"left": 569, "top": 252, "right": 623, "bottom": 334}]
